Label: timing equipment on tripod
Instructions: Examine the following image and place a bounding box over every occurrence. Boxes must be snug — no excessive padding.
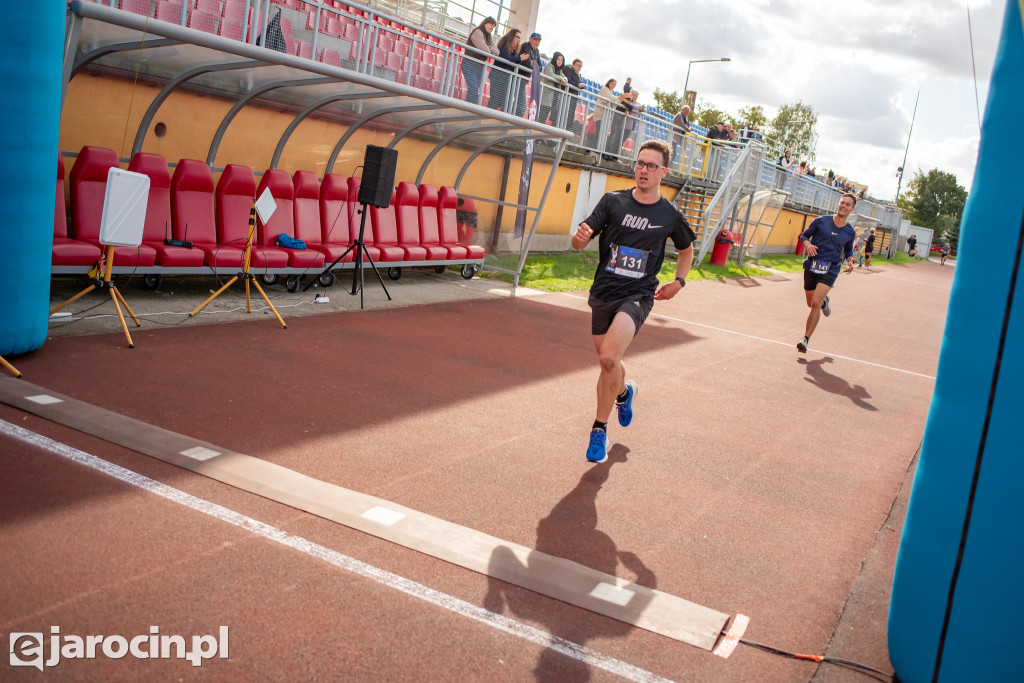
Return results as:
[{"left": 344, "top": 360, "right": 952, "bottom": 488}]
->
[
  {"left": 309, "top": 144, "right": 398, "bottom": 309},
  {"left": 189, "top": 186, "right": 287, "bottom": 327},
  {"left": 49, "top": 167, "right": 149, "bottom": 348}
]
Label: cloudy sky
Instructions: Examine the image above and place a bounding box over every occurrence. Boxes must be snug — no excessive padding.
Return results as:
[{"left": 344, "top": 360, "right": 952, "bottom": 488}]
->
[{"left": 532, "top": 0, "right": 1008, "bottom": 200}]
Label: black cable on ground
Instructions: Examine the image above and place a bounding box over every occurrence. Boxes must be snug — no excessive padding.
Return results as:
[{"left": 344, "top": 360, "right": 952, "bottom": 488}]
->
[{"left": 739, "top": 638, "right": 892, "bottom": 681}]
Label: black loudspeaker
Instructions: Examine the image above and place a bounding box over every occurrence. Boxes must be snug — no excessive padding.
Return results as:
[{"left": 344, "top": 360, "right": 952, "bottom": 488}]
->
[{"left": 358, "top": 145, "right": 398, "bottom": 209}]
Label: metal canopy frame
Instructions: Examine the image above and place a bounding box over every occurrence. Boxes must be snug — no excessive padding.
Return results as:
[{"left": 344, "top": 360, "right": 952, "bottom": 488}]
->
[{"left": 65, "top": 1, "right": 573, "bottom": 282}]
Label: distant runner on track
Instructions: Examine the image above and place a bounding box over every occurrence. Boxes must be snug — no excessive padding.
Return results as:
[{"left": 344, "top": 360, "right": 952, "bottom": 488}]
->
[
  {"left": 570, "top": 140, "right": 695, "bottom": 463},
  {"left": 796, "top": 192, "right": 857, "bottom": 354}
]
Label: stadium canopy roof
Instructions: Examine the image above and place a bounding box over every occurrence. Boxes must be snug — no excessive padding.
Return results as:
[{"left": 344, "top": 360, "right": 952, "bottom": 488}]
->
[{"left": 65, "top": 1, "right": 572, "bottom": 187}]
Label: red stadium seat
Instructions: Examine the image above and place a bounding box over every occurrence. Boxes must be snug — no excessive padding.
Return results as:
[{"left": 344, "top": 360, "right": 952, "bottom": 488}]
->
[
  {"left": 128, "top": 152, "right": 205, "bottom": 267},
  {"left": 212, "top": 164, "right": 283, "bottom": 268},
  {"left": 119, "top": 0, "right": 153, "bottom": 17},
  {"left": 222, "top": 0, "right": 246, "bottom": 20},
  {"left": 217, "top": 17, "right": 246, "bottom": 40},
  {"left": 187, "top": 9, "right": 219, "bottom": 34},
  {"left": 174, "top": 159, "right": 243, "bottom": 267},
  {"left": 256, "top": 169, "right": 323, "bottom": 267},
  {"left": 292, "top": 170, "right": 324, "bottom": 251},
  {"left": 155, "top": 1, "right": 184, "bottom": 23},
  {"left": 369, "top": 190, "right": 409, "bottom": 262},
  {"left": 393, "top": 182, "right": 429, "bottom": 260},
  {"left": 438, "top": 186, "right": 484, "bottom": 258},
  {"left": 52, "top": 153, "right": 103, "bottom": 267},
  {"left": 344, "top": 177, "right": 382, "bottom": 260},
  {"left": 194, "top": 0, "right": 221, "bottom": 14},
  {"left": 318, "top": 173, "right": 355, "bottom": 263},
  {"left": 319, "top": 48, "right": 342, "bottom": 67},
  {"left": 417, "top": 183, "right": 452, "bottom": 258},
  {"left": 70, "top": 146, "right": 157, "bottom": 266}
]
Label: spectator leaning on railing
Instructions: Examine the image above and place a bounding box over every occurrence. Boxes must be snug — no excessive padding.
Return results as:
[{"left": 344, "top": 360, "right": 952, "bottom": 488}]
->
[
  {"left": 490, "top": 28, "right": 527, "bottom": 113},
  {"left": 539, "top": 51, "right": 569, "bottom": 127},
  {"left": 605, "top": 89, "right": 634, "bottom": 160},
  {"left": 462, "top": 16, "right": 499, "bottom": 105},
  {"left": 669, "top": 105, "right": 691, "bottom": 164},
  {"left": 585, "top": 78, "right": 618, "bottom": 150},
  {"left": 563, "top": 58, "right": 585, "bottom": 136},
  {"left": 515, "top": 32, "right": 543, "bottom": 117}
]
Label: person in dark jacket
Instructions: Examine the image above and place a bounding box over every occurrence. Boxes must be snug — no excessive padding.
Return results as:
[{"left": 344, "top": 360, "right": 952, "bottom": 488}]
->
[
  {"left": 489, "top": 28, "right": 528, "bottom": 112},
  {"left": 562, "top": 58, "right": 585, "bottom": 136},
  {"left": 514, "top": 32, "right": 542, "bottom": 117}
]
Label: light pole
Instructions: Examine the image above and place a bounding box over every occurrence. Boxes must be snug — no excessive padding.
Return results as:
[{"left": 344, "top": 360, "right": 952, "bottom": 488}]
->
[
  {"left": 683, "top": 57, "right": 731, "bottom": 100},
  {"left": 894, "top": 90, "right": 920, "bottom": 205}
]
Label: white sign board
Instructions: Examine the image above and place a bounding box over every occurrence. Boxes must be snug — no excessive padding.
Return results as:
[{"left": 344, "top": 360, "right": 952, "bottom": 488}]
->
[
  {"left": 255, "top": 187, "right": 277, "bottom": 224},
  {"left": 99, "top": 168, "right": 150, "bottom": 247}
]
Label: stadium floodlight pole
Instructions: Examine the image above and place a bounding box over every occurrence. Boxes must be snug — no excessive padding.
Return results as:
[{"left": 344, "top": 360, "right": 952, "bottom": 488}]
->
[
  {"left": 683, "top": 57, "right": 731, "bottom": 98},
  {"left": 895, "top": 89, "right": 920, "bottom": 205}
]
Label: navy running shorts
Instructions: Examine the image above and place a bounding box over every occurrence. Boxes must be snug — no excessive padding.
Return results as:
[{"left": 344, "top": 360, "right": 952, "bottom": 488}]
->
[{"left": 804, "top": 268, "right": 839, "bottom": 290}]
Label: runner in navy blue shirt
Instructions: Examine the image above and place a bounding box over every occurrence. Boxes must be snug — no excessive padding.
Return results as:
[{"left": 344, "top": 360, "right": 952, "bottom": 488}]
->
[
  {"left": 570, "top": 140, "right": 695, "bottom": 463},
  {"left": 796, "top": 192, "right": 857, "bottom": 353}
]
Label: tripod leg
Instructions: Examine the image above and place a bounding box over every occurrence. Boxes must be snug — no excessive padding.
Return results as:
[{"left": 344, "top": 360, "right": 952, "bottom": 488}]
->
[
  {"left": 251, "top": 279, "right": 287, "bottom": 328},
  {"left": 303, "top": 243, "right": 355, "bottom": 292},
  {"left": 0, "top": 355, "right": 22, "bottom": 378},
  {"left": 245, "top": 276, "right": 252, "bottom": 313},
  {"left": 361, "top": 249, "right": 392, "bottom": 301},
  {"left": 111, "top": 286, "right": 141, "bottom": 326},
  {"left": 190, "top": 275, "right": 239, "bottom": 317},
  {"left": 49, "top": 283, "right": 96, "bottom": 316},
  {"left": 109, "top": 288, "right": 135, "bottom": 348}
]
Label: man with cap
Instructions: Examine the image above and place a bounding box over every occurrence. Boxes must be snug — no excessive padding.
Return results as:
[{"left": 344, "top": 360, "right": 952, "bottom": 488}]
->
[
  {"left": 707, "top": 121, "right": 728, "bottom": 140},
  {"left": 515, "top": 32, "right": 542, "bottom": 117}
]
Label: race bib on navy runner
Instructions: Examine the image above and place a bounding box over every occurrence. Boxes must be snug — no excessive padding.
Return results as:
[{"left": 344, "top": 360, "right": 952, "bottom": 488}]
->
[
  {"left": 810, "top": 258, "right": 832, "bottom": 275},
  {"left": 606, "top": 244, "right": 649, "bottom": 278}
]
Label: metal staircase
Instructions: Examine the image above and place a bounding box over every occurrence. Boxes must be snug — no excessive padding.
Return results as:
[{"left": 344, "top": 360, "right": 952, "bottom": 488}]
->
[{"left": 672, "top": 142, "right": 766, "bottom": 266}]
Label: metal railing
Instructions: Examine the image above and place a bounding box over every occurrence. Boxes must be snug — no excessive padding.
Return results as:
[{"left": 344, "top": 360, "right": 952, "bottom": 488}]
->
[{"left": 89, "top": 0, "right": 901, "bottom": 228}]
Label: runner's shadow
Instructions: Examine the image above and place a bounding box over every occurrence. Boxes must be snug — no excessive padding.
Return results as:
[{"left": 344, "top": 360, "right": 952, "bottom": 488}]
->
[
  {"left": 483, "top": 444, "right": 655, "bottom": 681},
  {"left": 797, "top": 356, "right": 877, "bottom": 411}
]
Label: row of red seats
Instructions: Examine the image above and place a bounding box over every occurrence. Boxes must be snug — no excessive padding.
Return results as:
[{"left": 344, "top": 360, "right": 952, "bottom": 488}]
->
[
  {"left": 53, "top": 146, "right": 484, "bottom": 274},
  {"left": 112, "top": 0, "right": 465, "bottom": 96}
]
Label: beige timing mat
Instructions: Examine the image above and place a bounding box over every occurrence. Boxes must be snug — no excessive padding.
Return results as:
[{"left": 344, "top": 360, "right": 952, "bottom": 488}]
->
[{"left": 0, "top": 376, "right": 738, "bottom": 652}]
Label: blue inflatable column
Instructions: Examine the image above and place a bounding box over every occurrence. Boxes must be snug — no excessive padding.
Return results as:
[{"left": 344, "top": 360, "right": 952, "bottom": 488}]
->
[
  {"left": 888, "top": 2, "right": 1024, "bottom": 681},
  {"left": 0, "top": 3, "right": 66, "bottom": 356}
]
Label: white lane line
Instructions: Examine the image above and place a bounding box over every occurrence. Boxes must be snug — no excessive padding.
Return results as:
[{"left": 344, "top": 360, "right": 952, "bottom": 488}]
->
[
  {"left": 557, "top": 293, "right": 936, "bottom": 380},
  {"left": 1, "top": 419, "right": 677, "bottom": 683}
]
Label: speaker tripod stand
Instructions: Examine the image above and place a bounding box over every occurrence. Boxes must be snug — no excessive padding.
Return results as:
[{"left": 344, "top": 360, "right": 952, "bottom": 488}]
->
[
  {"left": 306, "top": 201, "right": 391, "bottom": 310},
  {"left": 50, "top": 244, "right": 141, "bottom": 348},
  {"left": 190, "top": 201, "right": 286, "bottom": 328}
]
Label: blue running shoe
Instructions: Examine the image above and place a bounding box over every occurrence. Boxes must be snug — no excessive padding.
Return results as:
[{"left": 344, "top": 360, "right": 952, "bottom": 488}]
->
[
  {"left": 616, "top": 380, "right": 637, "bottom": 427},
  {"left": 586, "top": 429, "right": 607, "bottom": 463}
]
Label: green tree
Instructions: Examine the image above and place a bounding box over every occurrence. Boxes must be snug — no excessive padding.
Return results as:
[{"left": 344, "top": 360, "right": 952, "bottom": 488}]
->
[
  {"left": 903, "top": 169, "right": 967, "bottom": 228},
  {"left": 737, "top": 105, "right": 767, "bottom": 130},
  {"left": 652, "top": 88, "right": 682, "bottom": 115},
  {"left": 767, "top": 101, "right": 818, "bottom": 161},
  {"left": 693, "top": 98, "right": 727, "bottom": 129}
]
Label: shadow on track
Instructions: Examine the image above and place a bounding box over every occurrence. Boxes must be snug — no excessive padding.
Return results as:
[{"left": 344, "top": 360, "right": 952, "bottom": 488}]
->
[
  {"left": 484, "top": 444, "right": 655, "bottom": 681},
  {"left": 798, "top": 356, "right": 877, "bottom": 411}
]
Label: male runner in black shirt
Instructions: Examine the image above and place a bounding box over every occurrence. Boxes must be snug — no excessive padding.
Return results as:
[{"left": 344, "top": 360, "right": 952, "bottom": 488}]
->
[{"left": 570, "top": 140, "right": 696, "bottom": 463}]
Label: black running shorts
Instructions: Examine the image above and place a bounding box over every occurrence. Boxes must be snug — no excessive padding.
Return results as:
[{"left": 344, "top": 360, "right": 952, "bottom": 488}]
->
[
  {"left": 589, "top": 295, "right": 654, "bottom": 336},
  {"left": 804, "top": 268, "right": 839, "bottom": 291}
]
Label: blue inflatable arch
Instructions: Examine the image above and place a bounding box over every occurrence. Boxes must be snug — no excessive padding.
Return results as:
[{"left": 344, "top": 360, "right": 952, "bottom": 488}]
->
[{"left": 888, "top": 2, "right": 1024, "bottom": 681}]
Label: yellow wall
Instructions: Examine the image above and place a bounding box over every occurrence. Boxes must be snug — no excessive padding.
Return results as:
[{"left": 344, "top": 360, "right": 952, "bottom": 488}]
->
[{"left": 61, "top": 75, "right": 804, "bottom": 251}]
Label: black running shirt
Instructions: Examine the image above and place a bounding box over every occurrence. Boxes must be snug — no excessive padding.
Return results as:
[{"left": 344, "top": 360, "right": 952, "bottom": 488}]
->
[{"left": 583, "top": 188, "right": 695, "bottom": 302}]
